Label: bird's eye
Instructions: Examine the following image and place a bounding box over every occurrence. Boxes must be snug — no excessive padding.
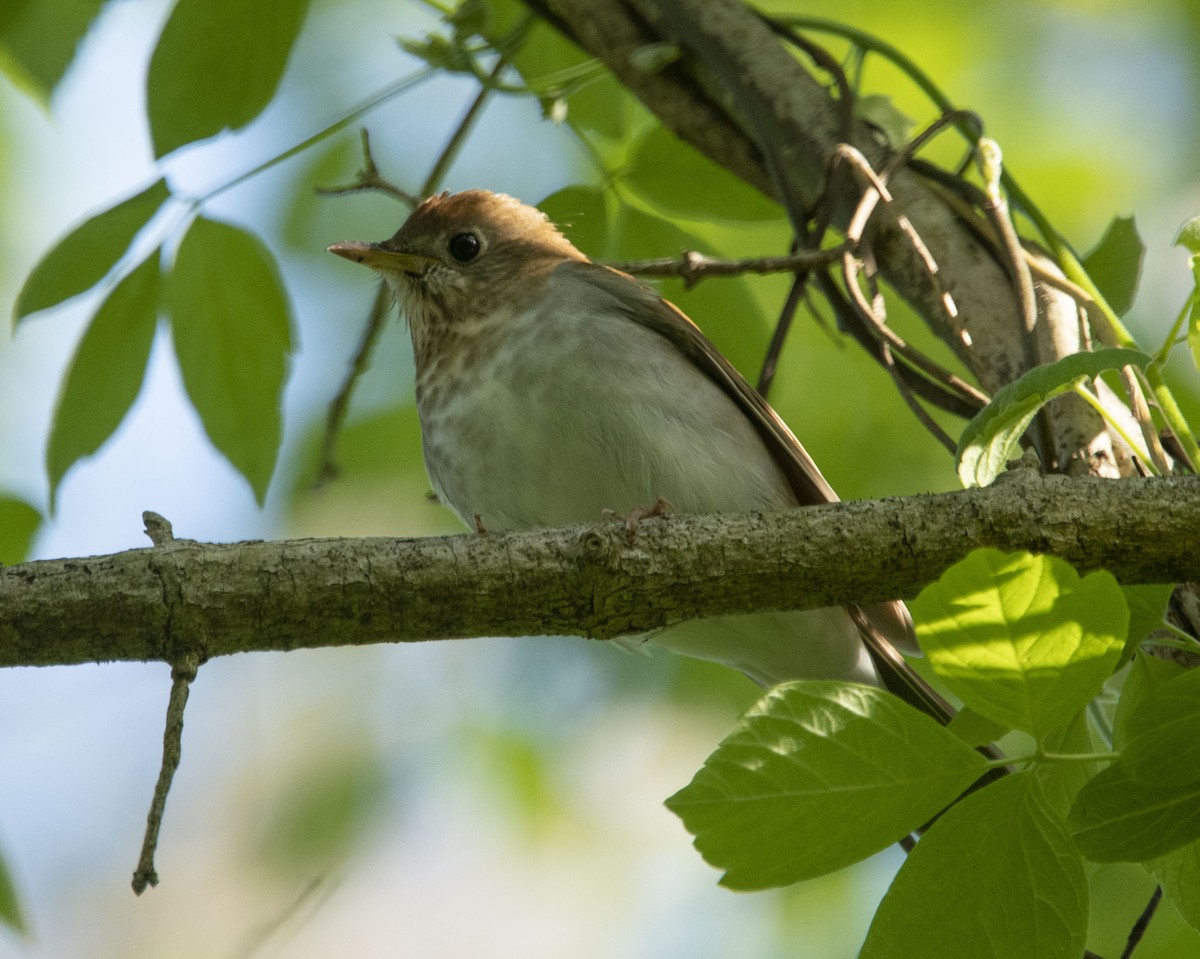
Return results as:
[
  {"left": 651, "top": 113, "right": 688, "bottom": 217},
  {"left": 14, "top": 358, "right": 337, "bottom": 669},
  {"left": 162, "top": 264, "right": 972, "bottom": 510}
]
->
[{"left": 448, "top": 232, "right": 481, "bottom": 262}]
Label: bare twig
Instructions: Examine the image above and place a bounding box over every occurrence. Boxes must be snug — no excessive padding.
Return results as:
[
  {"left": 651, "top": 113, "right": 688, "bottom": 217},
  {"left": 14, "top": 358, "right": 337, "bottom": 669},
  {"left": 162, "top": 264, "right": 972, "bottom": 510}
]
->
[
  {"left": 131, "top": 653, "right": 198, "bottom": 894},
  {"left": 315, "top": 129, "right": 419, "bottom": 204},
  {"left": 1119, "top": 886, "right": 1162, "bottom": 959},
  {"left": 420, "top": 55, "right": 511, "bottom": 198},
  {"left": 315, "top": 283, "right": 393, "bottom": 486},
  {"left": 610, "top": 245, "right": 846, "bottom": 285}
]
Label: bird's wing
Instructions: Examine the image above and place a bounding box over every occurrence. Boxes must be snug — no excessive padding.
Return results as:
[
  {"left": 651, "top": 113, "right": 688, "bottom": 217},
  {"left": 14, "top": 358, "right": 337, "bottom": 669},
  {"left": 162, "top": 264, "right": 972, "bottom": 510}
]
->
[
  {"left": 565, "top": 261, "right": 839, "bottom": 507},
  {"left": 567, "top": 260, "right": 924, "bottom": 669}
]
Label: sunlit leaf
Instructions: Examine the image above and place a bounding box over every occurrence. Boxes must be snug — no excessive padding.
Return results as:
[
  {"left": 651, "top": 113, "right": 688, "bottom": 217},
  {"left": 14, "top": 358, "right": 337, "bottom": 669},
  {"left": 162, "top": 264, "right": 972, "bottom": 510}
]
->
[
  {"left": 1082, "top": 215, "right": 1144, "bottom": 317},
  {"left": 168, "top": 217, "right": 291, "bottom": 503},
  {"left": 862, "top": 774, "right": 1087, "bottom": 959},
  {"left": 955, "top": 348, "right": 1151, "bottom": 487},
  {"left": 46, "top": 252, "right": 161, "bottom": 506},
  {"left": 666, "top": 681, "right": 988, "bottom": 889},
  {"left": 912, "top": 549, "right": 1127, "bottom": 739},
  {"left": 0, "top": 0, "right": 105, "bottom": 103},
  {"left": 13, "top": 179, "right": 169, "bottom": 324},
  {"left": 1070, "top": 763, "right": 1200, "bottom": 862},
  {"left": 0, "top": 496, "right": 41, "bottom": 566},
  {"left": 147, "top": 0, "right": 312, "bottom": 157}
]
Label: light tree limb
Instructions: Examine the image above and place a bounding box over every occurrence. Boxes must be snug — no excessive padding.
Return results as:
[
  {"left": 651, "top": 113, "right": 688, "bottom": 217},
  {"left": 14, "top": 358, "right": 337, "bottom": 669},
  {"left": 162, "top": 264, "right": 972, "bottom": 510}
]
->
[{"left": 3, "top": 473, "right": 1197, "bottom": 670}]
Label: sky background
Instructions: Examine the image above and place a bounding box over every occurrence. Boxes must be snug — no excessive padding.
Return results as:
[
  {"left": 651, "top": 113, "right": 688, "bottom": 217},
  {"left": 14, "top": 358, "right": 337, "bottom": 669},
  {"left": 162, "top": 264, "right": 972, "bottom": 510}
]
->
[{"left": 1, "top": 0, "right": 1198, "bottom": 956}]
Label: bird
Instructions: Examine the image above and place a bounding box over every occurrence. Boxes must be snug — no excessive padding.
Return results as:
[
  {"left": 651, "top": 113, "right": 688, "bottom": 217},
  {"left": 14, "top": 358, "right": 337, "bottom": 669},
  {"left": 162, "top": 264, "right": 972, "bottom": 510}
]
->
[{"left": 328, "top": 189, "right": 947, "bottom": 716}]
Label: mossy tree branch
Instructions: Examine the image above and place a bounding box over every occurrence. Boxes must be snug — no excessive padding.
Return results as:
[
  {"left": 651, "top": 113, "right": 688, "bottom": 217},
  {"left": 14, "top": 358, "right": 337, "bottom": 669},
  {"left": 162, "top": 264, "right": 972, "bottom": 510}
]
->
[{"left": 3, "top": 473, "right": 1197, "bottom": 670}]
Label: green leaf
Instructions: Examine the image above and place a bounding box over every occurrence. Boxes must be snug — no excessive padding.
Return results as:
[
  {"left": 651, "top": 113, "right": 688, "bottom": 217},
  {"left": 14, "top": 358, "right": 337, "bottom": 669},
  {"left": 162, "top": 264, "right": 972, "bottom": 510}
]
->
[
  {"left": 614, "top": 203, "right": 770, "bottom": 378},
  {"left": 168, "top": 217, "right": 291, "bottom": 503},
  {"left": 912, "top": 549, "right": 1127, "bottom": 739},
  {"left": 0, "top": 496, "right": 41, "bottom": 565},
  {"left": 665, "top": 681, "right": 988, "bottom": 889},
  {"left": 955, "top": 348, "right": 1151, "bottom": 487},
  {"left": 147, "top": 0, "right": 312, "bottom": 157},
  {"left": 1121, "top": 583, "right": 1175, "bottom": 659},
  {"left": 0, "top": 0, "right": 105, "bottom": 103},
  {"left": 1121, "top": 667, "right": 1200, "bottom": 787},
  {"left": 1082, "top": 215, "right": 1145, "bottom": 317},
  {"left": 1113, "top": 653, "right": 1186, "bottom": 752},
  {"left": 13, "top": 179, "right": 170, "bottom": 324},
  {"left": 538, "top": 185, "right": 608, "bottom": 261},
  {"left": 861, "top": 773, "right": 1087, "bottom": 959},
  {"left": 1069, "top": 763, "right": 1200, "bottom": 862},
  {"left": 626, "top": 125, "right": 780, "bottom": 222},
  {"left": 1175, "top": 214, "right": 1200, "bottom": 256},
  {"left": 1148, "top": 839, "right": 1200, "bottom": 936},
  {"left": 0, "top": 844, "right": 27, "bottom": 936},
  {"left": 46, "top": 252, "right": 161, "bottom": 506}
]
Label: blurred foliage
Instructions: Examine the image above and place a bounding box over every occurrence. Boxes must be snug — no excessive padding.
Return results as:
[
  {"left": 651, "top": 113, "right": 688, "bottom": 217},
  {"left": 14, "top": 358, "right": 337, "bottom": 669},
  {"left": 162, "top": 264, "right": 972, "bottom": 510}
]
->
[{"left": 2, "top": 0, "right": 1200, "bottom": 957}]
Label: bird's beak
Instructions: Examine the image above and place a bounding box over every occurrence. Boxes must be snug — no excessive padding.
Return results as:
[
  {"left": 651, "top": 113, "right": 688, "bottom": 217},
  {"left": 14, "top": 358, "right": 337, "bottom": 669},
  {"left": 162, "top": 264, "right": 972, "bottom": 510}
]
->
[{"left": 326, "top": 240, "right": 436, "bottom": 275}]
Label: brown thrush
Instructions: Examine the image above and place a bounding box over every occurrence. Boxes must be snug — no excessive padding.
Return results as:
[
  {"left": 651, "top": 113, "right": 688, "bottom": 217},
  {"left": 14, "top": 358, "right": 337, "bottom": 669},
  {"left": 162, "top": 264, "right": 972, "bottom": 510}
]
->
[{"left": 330, "top": 190, "right": 941, "bottom": 713}]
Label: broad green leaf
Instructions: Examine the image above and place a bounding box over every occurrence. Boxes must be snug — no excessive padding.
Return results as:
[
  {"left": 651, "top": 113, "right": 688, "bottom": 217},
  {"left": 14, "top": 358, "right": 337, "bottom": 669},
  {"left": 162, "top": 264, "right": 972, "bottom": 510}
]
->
[
  {"left": 912, "top": 549, "right": 1127, "bottom": 739},
  {"left": 539, "top": 185, "right": 608, "bottom": 260},
  {"left": 1148, "top": 839, "right": 1200, "bottom": 936},
  {"left": 945, "top": 705, "right": 1011, "bottom": 748},
  {"left": 626, "top": 125, "right": 780, "bottom": 222},
  {"left": 862, "top": 773, "right": 1087, "bottom": 959},
  {"left": 147, "top": 0, "right": 312, "bottom": 157},
  {"left": 665, "top": 681, "right": 988, "bottom": 889},
  {"left": 1034, "top": 710, "right": 1097, "bottom": 818},
  {"left": 0, "top": 496, "right": 41, "bottom": 565},
  {"left": 1082, "top": 216, "right": 1144, "bottom": 317},
  {"left": 0, "top": 0, "right": 105, "bottom": 103},
  {"left": 46, "top": 252, "right": 161, "bottom": 505},
  {"left": 14, "top": 179, "right": 170, "bottom": 324},
  {"left": 0, "top": 845, "right": 26, "bottom": 936},
  {"left": 1069, "top": 763, "right": 1200, "bottom": 862},
  {"left": 613, "top": 203, "right": 769, "bottom": 378},
  {"left": 955, "top": 348, "right": 1151, "bottom": 487},
  {"left": 168, "top": 217, "right": 291, "bottom": 503},
  {"left": 1113, "top": 653, "right": 1185, "bottom": 752},
  {"left": 1121, "top": 667, "right": 1200, "bottom": 787},
  {"left": 1121, "top": 583, "right": 1175, "bottom": 660}
]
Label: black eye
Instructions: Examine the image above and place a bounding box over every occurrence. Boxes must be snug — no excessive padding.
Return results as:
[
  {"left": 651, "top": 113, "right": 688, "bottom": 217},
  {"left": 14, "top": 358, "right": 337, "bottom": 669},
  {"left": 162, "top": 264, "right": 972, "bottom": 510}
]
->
[{"left": 448, "top": 232, "right": 481, "bottom": 262}]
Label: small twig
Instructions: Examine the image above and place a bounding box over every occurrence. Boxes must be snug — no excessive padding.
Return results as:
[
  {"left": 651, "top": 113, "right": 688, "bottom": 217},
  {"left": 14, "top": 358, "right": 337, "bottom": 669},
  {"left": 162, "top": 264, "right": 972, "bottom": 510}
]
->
[
  {"left": 420, "top": 55, "right": 510, "bottom": 198},
  {"left": 314, "top": 283, "right": 394, "bottom": 486},
  {"left": 1119, "top": 886, "right": 1162, "bottom": 959},
  {"left": 977, "top": 138, "right": 1038, "bottom": 352},
  {"left": 610, "top": 245, "right": 847, "bottom": 286},
  {"left": 142, "top": 511, "right": 175, "bottom": 547},
  {"left": 131, "top": 654, "right": 198, "bottom": 894},
  {"left": 315, "top": 129, "right": 419, "bottom": 205},
  {"left": 1120, "top": 365, "right": 1172, "bottom": 475},
  {"left": 757, "top": 268, "right": 809, "bottom": 397}
]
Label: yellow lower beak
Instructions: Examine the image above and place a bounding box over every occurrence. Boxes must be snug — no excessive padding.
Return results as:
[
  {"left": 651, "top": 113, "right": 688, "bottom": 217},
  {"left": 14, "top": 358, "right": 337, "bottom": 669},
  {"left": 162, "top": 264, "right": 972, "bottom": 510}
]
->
[{"left": 327, "top": 241, "right": 436, "bottom": 275}]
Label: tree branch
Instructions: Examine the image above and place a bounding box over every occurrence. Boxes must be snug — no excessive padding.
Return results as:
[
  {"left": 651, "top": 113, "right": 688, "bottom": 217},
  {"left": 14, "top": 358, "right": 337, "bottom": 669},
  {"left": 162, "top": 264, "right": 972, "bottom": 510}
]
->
[{"left": 3, "top": 474, "right": 1196, "bottom": 669}]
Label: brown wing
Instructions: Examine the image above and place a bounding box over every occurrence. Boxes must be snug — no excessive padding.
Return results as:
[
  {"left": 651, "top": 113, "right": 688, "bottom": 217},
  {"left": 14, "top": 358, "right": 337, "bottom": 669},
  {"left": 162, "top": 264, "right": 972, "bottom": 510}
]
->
[
  {"left": 568, "top": 261, "right": 933, "bottom": 694},
  {"left": 566, "top": 261, "right": 839, "bottom": 507}
]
